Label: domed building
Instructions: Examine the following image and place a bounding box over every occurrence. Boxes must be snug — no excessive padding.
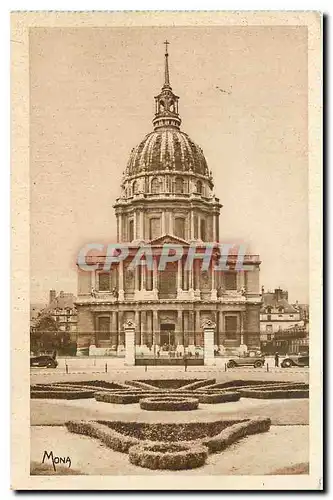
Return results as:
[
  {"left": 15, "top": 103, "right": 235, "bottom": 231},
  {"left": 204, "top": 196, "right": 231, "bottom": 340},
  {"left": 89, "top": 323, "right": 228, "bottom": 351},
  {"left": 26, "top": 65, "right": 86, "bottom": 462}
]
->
[{"left": 75, "top": 43, "right": 262, "bottom": 364}]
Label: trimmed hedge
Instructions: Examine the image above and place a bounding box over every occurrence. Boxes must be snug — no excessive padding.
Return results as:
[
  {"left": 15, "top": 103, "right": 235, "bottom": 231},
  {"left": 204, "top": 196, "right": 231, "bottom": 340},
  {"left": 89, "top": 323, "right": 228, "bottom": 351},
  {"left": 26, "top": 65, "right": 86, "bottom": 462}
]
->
[
  {"left": 57, "top": 380, "right": 129, "bottom": 390},
  {"left": 95, "top": 392, "right": 140, "bottom": 404},
  {"left": 97, "top": 419, "right": 242, "bottom": 442},
  {"left": 176, "top": 378, "right": 216, "bottom": 392},
  {"left": 239, "top": 389, "right": 309, "bottom": 399},
  {"left": 128, "top": 442, "right": 208, "bottom": 470},
  {"left": 131, "top": 379, "right": 202, "bottom": 390},
  {"left": 66, "top": 420, "right": 141, "bottom": 452},
  {"left": 139, "top": 397, "right": 199, "bottom": 411},
  {"left": 200, "top": 417, "right": 271, "bottom": 453},
  {"left": 66, "top": 416, "right": 271, "bottom": 467},
  {"left": 197, "top": 391, "right": 241, "bottom": 404},
  {"left": 31, "top": 390, "right": 95, "bottom": 399}
]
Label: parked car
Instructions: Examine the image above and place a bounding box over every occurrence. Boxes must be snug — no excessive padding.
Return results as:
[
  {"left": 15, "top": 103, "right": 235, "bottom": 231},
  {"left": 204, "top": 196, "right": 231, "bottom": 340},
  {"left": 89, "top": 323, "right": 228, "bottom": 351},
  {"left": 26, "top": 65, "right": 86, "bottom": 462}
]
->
[
  {"left": 30, "top": 354, "right": 58, "bottom": 368},
  {"left": 281, "top": 354, "right": 309, "bottom": 368},
  {"left": 227, "top": 352, "right": 265, "bottom": 368}
]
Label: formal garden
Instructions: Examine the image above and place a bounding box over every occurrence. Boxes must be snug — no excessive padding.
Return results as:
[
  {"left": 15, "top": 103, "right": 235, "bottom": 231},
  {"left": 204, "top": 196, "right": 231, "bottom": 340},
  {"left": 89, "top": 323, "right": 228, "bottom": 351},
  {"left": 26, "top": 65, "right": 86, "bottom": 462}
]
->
[{"left": 30, "top": 378, "right": 309, "bottom": 473}]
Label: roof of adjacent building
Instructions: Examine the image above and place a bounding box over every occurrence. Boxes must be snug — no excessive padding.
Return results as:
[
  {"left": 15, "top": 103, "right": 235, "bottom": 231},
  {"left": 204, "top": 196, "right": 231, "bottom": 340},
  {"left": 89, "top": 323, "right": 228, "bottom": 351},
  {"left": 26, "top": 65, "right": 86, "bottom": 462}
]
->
[
  {"left": 44, "top": 292, "right": 76, "bottom": 312},
  {"left": 261, "top": 291, "right": 298, "bottom": 314}
]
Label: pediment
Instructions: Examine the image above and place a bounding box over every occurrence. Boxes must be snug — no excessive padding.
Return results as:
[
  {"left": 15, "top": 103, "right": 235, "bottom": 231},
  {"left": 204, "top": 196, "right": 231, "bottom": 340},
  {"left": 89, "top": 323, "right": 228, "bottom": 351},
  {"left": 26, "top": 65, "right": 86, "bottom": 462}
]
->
[{"left": 149, "top": 233, "right": 189, "bottom": 246}]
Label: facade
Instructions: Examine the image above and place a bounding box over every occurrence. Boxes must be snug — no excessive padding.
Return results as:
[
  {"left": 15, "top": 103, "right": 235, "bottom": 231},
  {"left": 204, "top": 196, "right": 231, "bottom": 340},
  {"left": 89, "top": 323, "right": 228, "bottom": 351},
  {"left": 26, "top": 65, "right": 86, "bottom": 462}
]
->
[
  {"left": 75, "top": 44, "right": 262, "bottom": 362},
  {"left": 260, "top": 287, "right": 308, "bottom": 354},
  {"left": 43, "top": 290, "right": 78, "bottom": 342}
]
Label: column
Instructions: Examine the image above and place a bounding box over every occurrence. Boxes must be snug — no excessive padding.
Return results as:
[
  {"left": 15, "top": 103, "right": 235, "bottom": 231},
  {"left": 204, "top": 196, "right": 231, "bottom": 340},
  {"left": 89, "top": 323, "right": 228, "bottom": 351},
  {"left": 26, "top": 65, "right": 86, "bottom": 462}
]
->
[
  {"left": 195, "top": 310, "right": 200, "bottom": 345},
  {"left": 134, "top": 264, "right": 140, "bottom": 293},
  {"left": 183, "top": 312, "right": 189, "bottom": 347},
  {"left": 219, "top": 311, "right": 224, "bottom": 347},
  {"left": 124, "top": 320, "right": 136, "bottom": 366},
  {"left": 111, "top": 311, "right": 117, "bottom": 345},
  {"left": 176, "top": 310, "right": 182, "bottom": 346},
  {"left": 161, "top": 211, "right": 166, "bottom": 234},
  {"left": 169, "top": 211, "right": 173, "bottom": 235},
  {"left": 141, "top": 265, "right": 146, "bottom": 291},
  {"left": 118, "top": 311, "right": 124, "bottom": 348},
  {"left": 118, "top": 214, "right": 123, "bottom": 242},
  {"left": 153, "top": 257, "right": 158, "bottom": 292},
  {"left": 139, "top": 211, "right": 144, "bottom": 240},
  {"left": 190, "top": 210, "right": 194, "bottom": 239},
  {"left": 135, "top": 311, "right": 140, "bottom": 345},
  {"left": 147, "top": 311, "right": 152, "bottom": 347},
  {"left": 153, "top": 310, "right": 159, "bottom": 346},
  {"left": 202, "top": 320, "right": 216, "bottom": 366},
  {"left": 177, "top": 259, "right": 182, "bottom": 293},
  {"left": 211, "top": 256, "right": 217, "bottom": 300},
  {"left": 118, "top": 260, "right": 124, "bottom": 300},
  {"left": 212, "top": 214, "right": 216, "bottom": 242},
  {"left": 133, "top": 211, "right": 137, "bottom": 240},
  {"left": 141, "top": 311, "right": 147, "bottom": 346},
  {"left": 189, "top": 311, "right": 195, "bottom": 346}
]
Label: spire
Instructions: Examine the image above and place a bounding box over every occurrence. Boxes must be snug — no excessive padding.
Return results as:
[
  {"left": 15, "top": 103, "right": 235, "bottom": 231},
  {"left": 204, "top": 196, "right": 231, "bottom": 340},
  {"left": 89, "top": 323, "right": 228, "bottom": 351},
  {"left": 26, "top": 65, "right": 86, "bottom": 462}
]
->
[
  {"left": 153, "top": 41, "right": 181, "bottom": 130},
  {"left": 164, "top": 40, "right": 170, "bottom": 88}
]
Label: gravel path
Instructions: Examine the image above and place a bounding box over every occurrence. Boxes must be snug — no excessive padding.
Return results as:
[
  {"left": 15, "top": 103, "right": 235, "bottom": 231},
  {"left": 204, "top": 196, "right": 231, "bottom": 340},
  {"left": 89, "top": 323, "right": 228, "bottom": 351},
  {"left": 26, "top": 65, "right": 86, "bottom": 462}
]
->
[
  {"left": 31, "top": 397, "right": 309, "bottom": 426},
  {"left": 31, "top": 425, "right": 309, "bottom": 476}
]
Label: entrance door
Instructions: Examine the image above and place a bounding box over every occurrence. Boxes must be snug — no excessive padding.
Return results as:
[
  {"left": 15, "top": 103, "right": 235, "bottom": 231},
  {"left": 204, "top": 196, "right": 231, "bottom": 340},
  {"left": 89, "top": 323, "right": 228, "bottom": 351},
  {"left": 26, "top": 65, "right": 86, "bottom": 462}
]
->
[{"left": 160, "top": 323, "right": 175, "bottom": 349}]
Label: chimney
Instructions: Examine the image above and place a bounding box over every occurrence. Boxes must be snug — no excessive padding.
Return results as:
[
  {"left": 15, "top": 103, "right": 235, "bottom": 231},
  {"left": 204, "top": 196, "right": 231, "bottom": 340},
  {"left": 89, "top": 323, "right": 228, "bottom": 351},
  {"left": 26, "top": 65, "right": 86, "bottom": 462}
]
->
[{"left": 49, "top": 289, "right": 56, "bottom": 305}]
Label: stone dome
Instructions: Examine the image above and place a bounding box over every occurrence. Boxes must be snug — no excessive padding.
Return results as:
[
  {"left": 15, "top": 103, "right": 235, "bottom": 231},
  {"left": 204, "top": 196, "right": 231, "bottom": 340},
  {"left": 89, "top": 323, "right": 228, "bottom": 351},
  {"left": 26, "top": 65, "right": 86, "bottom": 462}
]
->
[{"left": 126, "top": 129, "right": 209, "bottom": 178}]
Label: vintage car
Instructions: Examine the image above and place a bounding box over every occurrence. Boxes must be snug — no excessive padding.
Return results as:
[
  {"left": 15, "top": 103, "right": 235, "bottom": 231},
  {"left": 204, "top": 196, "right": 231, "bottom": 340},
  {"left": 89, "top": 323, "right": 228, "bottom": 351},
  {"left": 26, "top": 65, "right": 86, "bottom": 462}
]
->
[
  {"left": 281, "top": 354, "right": 309, "bottom": 368},
  {"left": 226, "top": 351, "right": 265, "bottom": 368},
  {"left": 30, "top": 354, "right": 58, "bottom": 368}
]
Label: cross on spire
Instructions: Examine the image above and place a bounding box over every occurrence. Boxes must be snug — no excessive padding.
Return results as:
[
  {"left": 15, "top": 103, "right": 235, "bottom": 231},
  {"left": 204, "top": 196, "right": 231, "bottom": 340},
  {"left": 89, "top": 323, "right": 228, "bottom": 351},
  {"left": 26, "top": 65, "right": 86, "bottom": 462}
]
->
[
  {"left": 164, "top": 40, "right": 170, "bottom": 87},
  {"left": 164, "top": 39, "right": 169, "bottom": 55}
]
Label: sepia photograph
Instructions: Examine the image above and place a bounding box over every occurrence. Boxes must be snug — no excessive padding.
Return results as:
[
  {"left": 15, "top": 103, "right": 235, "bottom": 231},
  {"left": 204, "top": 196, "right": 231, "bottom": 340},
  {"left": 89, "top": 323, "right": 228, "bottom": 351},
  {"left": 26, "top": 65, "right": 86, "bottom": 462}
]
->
[{"left": 11, "top": 10, "right": 322, "bottom": 490}]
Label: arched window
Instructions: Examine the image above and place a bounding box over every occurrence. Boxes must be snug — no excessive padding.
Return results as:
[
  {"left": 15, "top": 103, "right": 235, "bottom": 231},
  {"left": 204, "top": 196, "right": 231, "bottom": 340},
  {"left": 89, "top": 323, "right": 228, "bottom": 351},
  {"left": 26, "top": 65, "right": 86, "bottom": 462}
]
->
[
  {"left": 151, "top": 177, "right": 160, "bottom": 194},
  {"left": 196, "top": 180, "right": 203, "bottom": 194},
  {"left": 278, "top": 306, "right": 284, "bottom": 313},
  {"left": 266, "top": 307, "right": 272, "bottom": 314},
  {"left": 175, "top": 177, "right": 184, "bottom": 194},
  {"left": 132, "top": 180, "right": 138, "bottom": 194}
]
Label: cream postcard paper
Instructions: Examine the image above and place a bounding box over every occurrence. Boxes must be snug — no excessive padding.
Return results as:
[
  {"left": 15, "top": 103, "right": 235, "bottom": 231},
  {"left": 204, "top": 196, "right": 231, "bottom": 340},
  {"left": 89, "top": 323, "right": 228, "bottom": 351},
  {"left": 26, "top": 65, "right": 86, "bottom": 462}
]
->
[{"left": 11, "top": 11, "right": 322, "bottom": 490}]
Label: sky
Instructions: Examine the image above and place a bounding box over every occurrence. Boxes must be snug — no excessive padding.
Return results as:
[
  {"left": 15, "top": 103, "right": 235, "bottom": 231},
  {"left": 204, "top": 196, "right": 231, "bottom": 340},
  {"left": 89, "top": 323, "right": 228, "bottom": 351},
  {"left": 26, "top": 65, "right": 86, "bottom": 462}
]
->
[{"left": 30, "top": 26, "right": 308, "bottom": 304}]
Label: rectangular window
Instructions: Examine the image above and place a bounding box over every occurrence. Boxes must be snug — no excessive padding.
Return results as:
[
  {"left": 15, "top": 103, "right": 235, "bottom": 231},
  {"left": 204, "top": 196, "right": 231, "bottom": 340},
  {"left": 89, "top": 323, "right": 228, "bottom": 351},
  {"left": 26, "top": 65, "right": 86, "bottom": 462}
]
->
[
  {"left": 175, "top": 217, "right": 185, "bottom": 239},
  {"left": 98, "top": 273, "right": 110, "bottom": 291},
  {"left": 129, "top": 219, "right": 134, "bottom": 241},
  {"left": 267, "top": 334, "right": 272, "bottom": 341},
  {"left": 225, "top": 271, "right": 237, "bottom": 290},
  {"left": 225, "top": 316, "right": 237, "bottom": 339},
  {"left": 149, "top": 217, "right": 161, "bottom": 240},
  {"left": 200, "top": 219, "right": 206, "bottom": 240},
  {"left": 98, "top": 316, "right": 110, "bottom": 340}
]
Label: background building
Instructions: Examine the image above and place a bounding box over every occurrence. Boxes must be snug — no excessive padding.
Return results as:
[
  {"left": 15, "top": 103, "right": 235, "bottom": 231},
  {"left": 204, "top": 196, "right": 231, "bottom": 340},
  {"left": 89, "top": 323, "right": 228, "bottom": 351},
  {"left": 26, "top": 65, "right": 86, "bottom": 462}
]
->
[
  {"left": 30, "top": 290, "right": 78, "bottom": 355},
  {"left": 75, "top": 44, "right": 262, "bottom": 363},
  {"left": 260, "top": 287, "right": 308, "bottom": 354}
]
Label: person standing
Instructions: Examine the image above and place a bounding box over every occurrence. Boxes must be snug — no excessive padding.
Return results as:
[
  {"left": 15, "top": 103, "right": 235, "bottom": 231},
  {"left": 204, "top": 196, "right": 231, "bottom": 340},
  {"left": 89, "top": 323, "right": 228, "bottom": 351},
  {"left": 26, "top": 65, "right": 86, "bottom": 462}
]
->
[{"left": 275, "top": 352, "right": 279, "bottom": 367}]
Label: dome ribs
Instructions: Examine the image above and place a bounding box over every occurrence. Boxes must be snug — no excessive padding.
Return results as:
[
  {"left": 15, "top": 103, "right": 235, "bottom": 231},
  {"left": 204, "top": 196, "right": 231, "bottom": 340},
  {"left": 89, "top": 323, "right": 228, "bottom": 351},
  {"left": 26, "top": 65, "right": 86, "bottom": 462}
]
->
[{"left": 125, "top": 130, "right": 209, "bottom": 178}]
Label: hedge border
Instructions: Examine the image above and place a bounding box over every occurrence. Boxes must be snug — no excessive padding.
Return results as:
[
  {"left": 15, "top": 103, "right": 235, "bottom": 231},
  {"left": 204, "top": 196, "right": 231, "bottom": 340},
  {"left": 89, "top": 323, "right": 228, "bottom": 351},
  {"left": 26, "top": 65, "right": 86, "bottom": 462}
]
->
[
  {"left": 66, "top": 416, "right": 271, "bottom": 462},
  {"left": 31, "top": 390, "right": 95, "bottom": 399},
  {"left": 239, "top": 389, "right": 309, "bottom": 399},
  {"left": 197, "top": 391, "right": 241, "bottom": 404},
  {"left": 139, "top": 397, "right": 199, "bottom": 411},
  {"left": 128, "top": 442, "right": 208, "bottom": 470}
]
